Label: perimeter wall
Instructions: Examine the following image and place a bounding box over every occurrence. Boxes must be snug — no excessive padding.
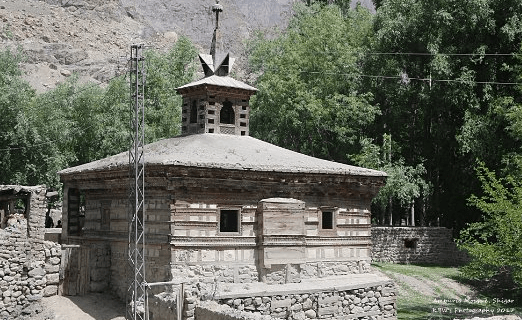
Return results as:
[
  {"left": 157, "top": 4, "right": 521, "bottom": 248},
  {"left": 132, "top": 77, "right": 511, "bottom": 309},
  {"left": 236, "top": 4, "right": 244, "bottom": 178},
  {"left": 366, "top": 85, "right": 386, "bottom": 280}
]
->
[{"left": 371, "top": 227, "right": 469, "bottom": 265}]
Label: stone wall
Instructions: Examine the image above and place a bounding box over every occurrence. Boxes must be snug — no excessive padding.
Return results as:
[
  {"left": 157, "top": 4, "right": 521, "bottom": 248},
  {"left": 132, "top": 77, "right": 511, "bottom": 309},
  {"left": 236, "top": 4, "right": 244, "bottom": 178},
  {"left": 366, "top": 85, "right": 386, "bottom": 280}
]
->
[
  {"left": 43, "top": 241, "right": 62, "bottom": 297},
  {"left": 44, "top": 228, "right": 62, "bottom": 243},
  {"left": 196, "top": 300, "right": 275, "bottom": 320},
  {"left": 0, "top": 228, "right": 61, "bottom": 318},
  {"left": 216, "top": 283, "right": 397, "bottom": 320},
  {"left": 147, "top": 273, "right": 397, "bottom": 320},
  {"left": 88, "top": 242, "right": 111, "bottom": 293},
  {"left": 149, "top": 291, "right": 180, "bottom": 320},
  {"left": 371, "top": 227, "right": 469, "bottom": 265},
  {"left": 170, "top": 260, "right": 372, "bottom": 296},
  {"left": 109, "top": 241, "right": 129, "bottom": 300}
]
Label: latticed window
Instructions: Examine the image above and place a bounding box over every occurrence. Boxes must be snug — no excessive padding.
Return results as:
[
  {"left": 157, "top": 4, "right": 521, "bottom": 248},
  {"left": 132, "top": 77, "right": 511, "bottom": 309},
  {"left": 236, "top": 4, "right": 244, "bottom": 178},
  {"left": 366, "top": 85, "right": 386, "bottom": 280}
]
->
[
  {"left": 190, "top": 100, "right": 197, "bottom": 123},
  {"left": 68, "top": 188, "right": 85, "bottom": 236},
  {"left": 220, "top": 101, "right": 235, "bottom": 124}
]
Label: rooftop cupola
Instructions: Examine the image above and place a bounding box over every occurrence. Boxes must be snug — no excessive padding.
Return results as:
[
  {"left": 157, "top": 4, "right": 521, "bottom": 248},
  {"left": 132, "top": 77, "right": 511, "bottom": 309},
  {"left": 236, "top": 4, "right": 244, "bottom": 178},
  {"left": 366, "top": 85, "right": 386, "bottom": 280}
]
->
[{"left": 176, "top": 0, "right": 257, "bottom": 136}]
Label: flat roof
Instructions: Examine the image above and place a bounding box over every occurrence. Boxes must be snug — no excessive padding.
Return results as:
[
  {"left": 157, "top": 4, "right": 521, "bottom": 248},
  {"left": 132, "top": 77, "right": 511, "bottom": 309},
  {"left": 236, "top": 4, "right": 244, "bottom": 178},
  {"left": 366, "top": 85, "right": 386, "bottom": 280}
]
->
[{"left": 58, "top": 134, "right": 386, "bottom": 177}]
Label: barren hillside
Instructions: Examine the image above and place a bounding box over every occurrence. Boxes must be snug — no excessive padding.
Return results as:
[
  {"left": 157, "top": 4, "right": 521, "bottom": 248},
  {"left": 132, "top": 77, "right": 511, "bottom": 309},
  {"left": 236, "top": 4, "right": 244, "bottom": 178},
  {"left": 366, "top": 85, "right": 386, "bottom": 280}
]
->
[{"left": 0, "top": 0, "right": 374, "bottom": 92}]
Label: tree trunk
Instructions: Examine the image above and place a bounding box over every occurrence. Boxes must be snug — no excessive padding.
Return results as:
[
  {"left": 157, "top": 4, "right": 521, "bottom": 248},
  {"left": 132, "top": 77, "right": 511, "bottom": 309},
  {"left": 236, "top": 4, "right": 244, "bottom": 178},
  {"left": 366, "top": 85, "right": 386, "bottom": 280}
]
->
[
  {"left": 410, "top": 201, "right": 415, "bottom": 226},
  {"left": 419, "top": 199, "right": 426, "bottom": 226},
  {"left": 388, "top": 196, "right": 393, "bottom": 226}
]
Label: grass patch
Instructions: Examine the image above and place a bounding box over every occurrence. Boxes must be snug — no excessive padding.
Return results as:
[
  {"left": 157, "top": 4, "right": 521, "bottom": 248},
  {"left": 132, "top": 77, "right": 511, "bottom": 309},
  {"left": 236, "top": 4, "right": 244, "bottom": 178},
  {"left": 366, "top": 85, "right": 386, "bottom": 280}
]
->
[{"left": 373, "top": 263, "right": 522, "bottom": 320}]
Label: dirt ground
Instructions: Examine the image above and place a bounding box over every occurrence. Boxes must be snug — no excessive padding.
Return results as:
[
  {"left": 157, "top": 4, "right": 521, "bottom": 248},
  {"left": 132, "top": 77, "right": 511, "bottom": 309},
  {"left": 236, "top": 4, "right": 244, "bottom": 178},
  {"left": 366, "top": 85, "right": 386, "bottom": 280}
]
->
[{"left": 37, "top": 293, "right": 125, "bottom": 320}]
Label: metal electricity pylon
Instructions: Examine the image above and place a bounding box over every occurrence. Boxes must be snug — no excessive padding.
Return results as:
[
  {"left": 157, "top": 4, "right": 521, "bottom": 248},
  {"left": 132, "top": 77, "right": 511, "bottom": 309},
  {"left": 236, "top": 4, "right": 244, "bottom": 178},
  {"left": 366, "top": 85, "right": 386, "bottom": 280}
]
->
[{"left": 127, "top": 43, "right": 147, "bottom": 320}]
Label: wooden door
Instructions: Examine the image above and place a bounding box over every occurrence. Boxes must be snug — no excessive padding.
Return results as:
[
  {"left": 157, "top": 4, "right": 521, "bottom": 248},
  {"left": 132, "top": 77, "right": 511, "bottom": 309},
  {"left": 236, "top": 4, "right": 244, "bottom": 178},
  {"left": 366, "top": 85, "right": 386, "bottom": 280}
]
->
[{"left": 59, "top": 245, "right": 90, "bottom": 296}]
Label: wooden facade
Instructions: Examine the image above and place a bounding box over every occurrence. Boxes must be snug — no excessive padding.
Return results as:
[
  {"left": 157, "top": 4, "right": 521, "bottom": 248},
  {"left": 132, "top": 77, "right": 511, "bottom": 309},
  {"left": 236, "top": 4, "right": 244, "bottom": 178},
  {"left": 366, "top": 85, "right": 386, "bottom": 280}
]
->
[
  {"left": 58, "top": 23, "right": 386, "bottom": 297},
  {"left": 59, "top": 150, "right": 385, "bottom": 298}
]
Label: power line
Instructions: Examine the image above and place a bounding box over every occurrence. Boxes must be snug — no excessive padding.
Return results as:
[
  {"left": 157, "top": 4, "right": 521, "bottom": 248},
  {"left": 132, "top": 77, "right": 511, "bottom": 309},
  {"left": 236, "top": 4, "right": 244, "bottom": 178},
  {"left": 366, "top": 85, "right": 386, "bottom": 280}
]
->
[
  {"left": 310, "top": 71, "right": 522, "bottom": 86},
  {"left": 363, "top": 52, "right": 520, "bottom": 57},
  {"left": 252, "top": 67, "right": 522, "bottom": 86},
  {"left": 261, "top": 47, "right": 522, "bottom": 57}
]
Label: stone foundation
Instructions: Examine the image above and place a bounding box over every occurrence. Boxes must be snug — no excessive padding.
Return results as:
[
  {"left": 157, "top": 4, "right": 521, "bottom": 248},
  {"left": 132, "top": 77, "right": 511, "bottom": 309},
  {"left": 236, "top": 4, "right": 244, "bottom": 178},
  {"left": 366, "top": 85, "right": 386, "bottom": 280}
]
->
[
  {"left": 171, "top": 260, "right": 371, "bottom": 289},
  {"left": 148, "top": 273, "right": 397, "bottom": 320},
  {"left": 371, "top": 227, "right": 469, "bottom": 265},
  {"left": 214, "top": 274, "right": 397, "bottom": 320},
  {"left": 172, "top": 264, "right": 259, "bottom": 285}
]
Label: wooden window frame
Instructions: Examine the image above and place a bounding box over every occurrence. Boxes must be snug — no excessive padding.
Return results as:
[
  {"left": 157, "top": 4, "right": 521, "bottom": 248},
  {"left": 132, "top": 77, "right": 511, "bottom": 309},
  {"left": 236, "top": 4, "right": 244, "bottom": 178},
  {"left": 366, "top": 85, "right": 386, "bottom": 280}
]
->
[
  {"left": 319, "top": 207, "right": 337, "bottom": 235},
  {"left": 218, "top": 208, "right": 241, "bottom": 235}
]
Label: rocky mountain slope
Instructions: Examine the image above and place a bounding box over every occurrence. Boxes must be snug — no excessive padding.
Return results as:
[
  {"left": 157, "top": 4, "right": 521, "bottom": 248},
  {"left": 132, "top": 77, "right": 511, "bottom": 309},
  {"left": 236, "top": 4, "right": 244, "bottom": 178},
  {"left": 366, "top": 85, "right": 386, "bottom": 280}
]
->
[{"left": 0, "top": 0, "right": 373, "bottom": 92}]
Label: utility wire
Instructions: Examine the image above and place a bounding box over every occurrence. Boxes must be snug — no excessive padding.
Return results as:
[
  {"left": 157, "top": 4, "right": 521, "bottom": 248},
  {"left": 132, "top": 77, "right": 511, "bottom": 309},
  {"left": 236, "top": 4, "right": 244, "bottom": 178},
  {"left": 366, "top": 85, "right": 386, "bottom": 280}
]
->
[
  {"left": 249, "top": 64, "right": 522, "bottom": 86},
  {"left": 362, "top": 52, "right": 521, "bottom": 57},
  {"left": 299, "top": 71, "right": 522, "bottom": 86}
]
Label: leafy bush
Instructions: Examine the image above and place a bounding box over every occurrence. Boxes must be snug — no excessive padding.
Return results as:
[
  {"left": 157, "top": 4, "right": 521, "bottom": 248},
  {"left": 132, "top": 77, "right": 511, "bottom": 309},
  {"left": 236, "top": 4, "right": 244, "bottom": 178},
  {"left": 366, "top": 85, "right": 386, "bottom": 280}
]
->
[{"left": 458, "top": 162, "right": 522, "bottom": 288}]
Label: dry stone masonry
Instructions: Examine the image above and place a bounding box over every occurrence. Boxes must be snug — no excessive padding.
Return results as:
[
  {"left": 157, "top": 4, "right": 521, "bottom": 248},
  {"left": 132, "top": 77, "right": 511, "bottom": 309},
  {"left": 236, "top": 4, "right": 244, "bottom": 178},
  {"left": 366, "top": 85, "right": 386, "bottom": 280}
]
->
[
  {"left": 212, "top": 275, "right": 397, "bottom": 320},
  {"left": 218, "top": 286, "right": 397, "bottom": 320},
  {"left": 371, "top": 227, "right": 469, "bottom": 265},
  {"left": 0, "top": 185, "right": 62, "bottom": 319}
]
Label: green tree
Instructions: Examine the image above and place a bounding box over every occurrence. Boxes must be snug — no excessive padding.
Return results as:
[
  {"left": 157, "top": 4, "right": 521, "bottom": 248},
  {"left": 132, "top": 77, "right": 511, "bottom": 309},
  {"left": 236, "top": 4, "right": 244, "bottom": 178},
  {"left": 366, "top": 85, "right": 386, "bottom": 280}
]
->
[
  {"left": 367, "top": 0, "right": 522, "bottom": 229},
  {"left": 353, "top": 134, "right": 431, "bottom": 225},
  {"left": 0, "top": 47, "right": 47, "bottom": 185},
  {"left": 32, "top": 75, "right": 130, "bottom": 169},
  {"left": 0, "top": 38, "right": 198, "bottom": 189},
  {"left": 144, "top": 36, "right": 198, "bottom": 142},
  {"left": 458, "top": 162, "right": 522, "bottom": 288},
  {"left": 248, "top": 2, "right": 379, "bottom": 162}
]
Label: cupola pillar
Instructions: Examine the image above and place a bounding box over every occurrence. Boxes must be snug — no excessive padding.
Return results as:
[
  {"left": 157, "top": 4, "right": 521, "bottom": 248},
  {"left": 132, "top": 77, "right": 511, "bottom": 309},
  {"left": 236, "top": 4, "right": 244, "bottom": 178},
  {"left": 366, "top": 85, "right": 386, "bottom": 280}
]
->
[{"left": 176, "top": 0, "right": 257, "bottom": 136}]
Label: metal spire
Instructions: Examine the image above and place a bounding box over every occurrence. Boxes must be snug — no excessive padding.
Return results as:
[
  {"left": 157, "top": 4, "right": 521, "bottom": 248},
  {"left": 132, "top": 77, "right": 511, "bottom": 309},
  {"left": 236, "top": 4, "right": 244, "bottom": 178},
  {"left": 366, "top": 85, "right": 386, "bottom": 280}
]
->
[
  {"left": 213, "top": 0, "right": 223, "bottom": 29},
  {"left": 200, "top": 0, "right": 234, "bottom": 77},
  {"left": 210, "top": 0, "right": 223, "bottom": 65}
]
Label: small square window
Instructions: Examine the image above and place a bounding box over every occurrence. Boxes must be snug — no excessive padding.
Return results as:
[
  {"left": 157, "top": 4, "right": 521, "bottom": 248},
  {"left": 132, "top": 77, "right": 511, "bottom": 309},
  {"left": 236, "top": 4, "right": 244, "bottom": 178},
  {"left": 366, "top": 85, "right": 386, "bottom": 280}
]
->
[
  {"left": 220, "top": 209, "right": 240, "bottom": 233},
  {"left": 322, "top": 211, "right": 333, "bottom": 229},
  {"left": 404, "top": 238, "right": 418, "bottom": 249}
]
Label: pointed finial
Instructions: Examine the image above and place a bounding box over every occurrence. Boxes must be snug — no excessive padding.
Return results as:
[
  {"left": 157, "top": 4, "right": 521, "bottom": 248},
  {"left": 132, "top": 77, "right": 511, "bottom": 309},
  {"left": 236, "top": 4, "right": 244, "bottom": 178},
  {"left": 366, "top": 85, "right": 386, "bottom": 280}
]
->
[
  {"left": 210, "top": 0, "right": 224, "bottom": 65},
  {"left": 212, "top": 0, "right": 223, "bottom": 29}
]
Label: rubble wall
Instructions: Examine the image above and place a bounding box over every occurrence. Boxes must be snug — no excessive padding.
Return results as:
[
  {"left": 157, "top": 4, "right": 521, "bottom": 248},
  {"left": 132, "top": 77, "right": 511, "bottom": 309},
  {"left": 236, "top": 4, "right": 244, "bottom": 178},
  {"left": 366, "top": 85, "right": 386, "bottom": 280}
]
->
[
  {"left": 195, "top": 300, "right": 276, "bottom": 320},
  {"left": 371, "top": 227, "right": 469, "bottom": 265},
  {"left": 0, "top": 229, "right": 61, "bottom": 318},
  {"left": 213, "top": 281, "right": 397, "bottom": 320}
]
